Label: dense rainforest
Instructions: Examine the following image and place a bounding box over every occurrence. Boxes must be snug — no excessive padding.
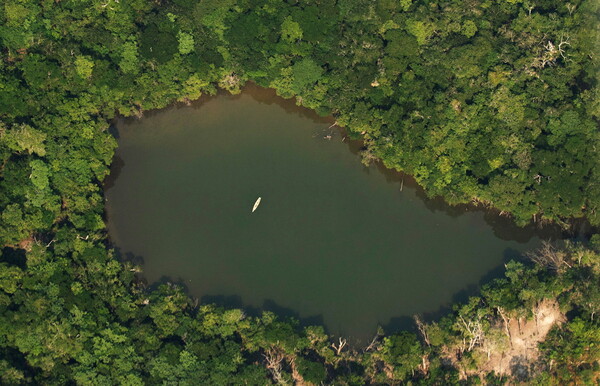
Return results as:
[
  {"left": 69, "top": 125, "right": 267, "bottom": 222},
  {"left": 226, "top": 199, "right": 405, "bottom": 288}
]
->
[{"left": 0, "top": 0, "right": 598, "bottom": 383}]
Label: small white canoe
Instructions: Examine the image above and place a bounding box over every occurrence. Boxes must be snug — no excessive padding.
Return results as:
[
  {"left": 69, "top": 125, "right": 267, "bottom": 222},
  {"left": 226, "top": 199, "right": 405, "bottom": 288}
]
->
[{"left": 252, "top": 197, "right": 262, "bottom": 212}]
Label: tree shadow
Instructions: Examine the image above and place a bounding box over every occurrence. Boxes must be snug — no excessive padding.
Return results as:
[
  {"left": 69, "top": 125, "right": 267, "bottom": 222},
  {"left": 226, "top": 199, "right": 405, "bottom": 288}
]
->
[
  {"left": 199, "top": 293, "right": 325, "bottom": 330},
  {"left": 103, "top": 154, "right": 125, "bottom": 191},
  {"left": 509, "top": 355, "right": 532, "bottom": 381},
  {"left": 108, "top": 123, "right": 120, "bottom": 139},
  {"left": 381, "top": 247, "right": 530, "bottom": 339},
  {"left": 200, "top": 294, "right": 249, "bottom": 311},
  {"left": 370, "top": 159, "right": 568, "bottom": 243},
  {"left": 151, "top": 274, "right": 192, "bottom": 294},
  {"left": 105, "top": 241, "right": 569, "bottom": 350},
  {"left": 176, "top": 81, "right": 331, "bottom": 127},
  {"left": 0, "top": 247, "right": 27, "bottom": 268},
  {"left": 380, "top": 315, "right": 419, "bottom": 336},
  {"left": 111, "top": 246, "right": 145, "bottom": 267},
  {"left": 335, "top": 127, "right": 586, "bottom": 244},
  {"left": 241, "top": 82, "right": 333, "bottom": 125},
  {"left": 262, "top": 298, "right": 325, "bottom": 328}
]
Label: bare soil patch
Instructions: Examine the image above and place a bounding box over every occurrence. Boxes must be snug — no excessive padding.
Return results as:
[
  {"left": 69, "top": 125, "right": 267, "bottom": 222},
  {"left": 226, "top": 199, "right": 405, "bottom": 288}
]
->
[{"left": 481, "top": 299, "right": 565, "bottom": 379}]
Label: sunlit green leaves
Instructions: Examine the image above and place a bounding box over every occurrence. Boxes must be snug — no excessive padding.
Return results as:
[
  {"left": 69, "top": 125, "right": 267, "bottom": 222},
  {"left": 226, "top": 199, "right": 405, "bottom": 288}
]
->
[
  {"left": 280, "top": 16, "right": 303, "bottom": 42},
  {"left": 406, "top": 18, "right": 437, "bottom": 45},
  {"left": 2, "top": 125, "right": 46, "bottom": 156},
  {"left": 75, "top": 56, "right": 95, "bottom": 80},
  {"left": 119, "top": 39, "right": 140, "bottom": 74},
  {"left": 177, "top": 31, "right": 195, "bottom": 55}
]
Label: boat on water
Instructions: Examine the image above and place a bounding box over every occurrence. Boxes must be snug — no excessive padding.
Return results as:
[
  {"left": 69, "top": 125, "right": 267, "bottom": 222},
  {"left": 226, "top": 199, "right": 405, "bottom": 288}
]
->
[{"left": 252, "top": 197, "right": 262, "bottom": 212}]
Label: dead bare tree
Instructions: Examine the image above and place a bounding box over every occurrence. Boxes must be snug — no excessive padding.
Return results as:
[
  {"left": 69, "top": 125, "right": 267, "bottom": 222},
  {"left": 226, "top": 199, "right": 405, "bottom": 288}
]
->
[
  {"left": 263, "top": 347, "right": 287, "bottom": 385},
  {"left": 364, "top": 330, "right": 383, "bottom": 352},
  {"left": 360, "top": 144, "right": 378, "bottom": 166},
  {"left": 481, "top": 328, "right": 509, "bottom": 361},
  {"left": 557, "top": 36, "right": 571, "bottom": 59},
  {"left": 285, "top": 356, "right": 307, "bottom": 385},
  {"left": 527, "top": 241, "right": 572, "bottom": 273},
  {"left": 414, "top": 315, "right": 431, "bottom": 347},
  {"left": 331, "top": 337, "right": 347, "bottom": 355},
  {"left": 534, "top": 36, "right": 571, "bottom": 68},
  {"left": 458, "top": 315, "right": 484, "bottom": 352},
  {"left": 496, "top": 307, "right": 513, "bottom": 347}
]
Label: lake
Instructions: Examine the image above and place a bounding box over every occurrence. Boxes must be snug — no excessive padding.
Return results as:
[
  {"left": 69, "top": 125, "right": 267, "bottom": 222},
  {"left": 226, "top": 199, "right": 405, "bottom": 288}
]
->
[{"left": 105, "top": 84, "right": 560, "bottom": 342}]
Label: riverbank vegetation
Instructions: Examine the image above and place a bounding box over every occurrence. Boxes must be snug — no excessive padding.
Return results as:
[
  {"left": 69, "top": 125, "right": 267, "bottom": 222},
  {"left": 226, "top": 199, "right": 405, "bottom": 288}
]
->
[
  {"left": 0, "top": 0, "right": 598, "bottom": 383},
  {"left": 1, "top": 239, "right": 598, "bottom": 383}
]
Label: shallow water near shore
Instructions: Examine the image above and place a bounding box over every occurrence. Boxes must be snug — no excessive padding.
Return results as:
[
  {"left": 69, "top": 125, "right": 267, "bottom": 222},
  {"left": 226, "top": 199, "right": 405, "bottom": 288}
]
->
[{"left": 105, "top": 84, "right": 562, "bottom": 342}]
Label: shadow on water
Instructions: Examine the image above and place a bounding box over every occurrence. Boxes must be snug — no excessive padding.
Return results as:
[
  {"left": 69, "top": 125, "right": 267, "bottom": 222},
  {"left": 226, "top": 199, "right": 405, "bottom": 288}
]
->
[
  {"left": 240, "top": 84, "right": 332, "bottom": 125},
  {"left": 111, "top": 246, "right": 145, "bottom": 267},
  {"left": 103, "top": 155, "right": 125, "bottom": 191},
  {"left": 107, "top": 209, "right": 593, "bottom": 348},
  {"left": 381, "top": 246, "right": 530, "bottom": 340},
  {"left": 151, "top": 275, "right": 192, "bottom": 295},
  {"left": 353, "top": 157, "right": 582, "bottom": 243},
  {"left": 109, "top": 242, "right": 535, "bottom": 348},
  {"left": 336, "top": 114, "right": 592, "bottom": 243},
  {"left": 200, "top": 294, "right": 326, "bottom": 329},
  {"left": 108, "top": 124, "right": 121, "bottom": 139},
  {"left": 113, "top": 82, "right": 331, "bottom": 128},
  {"left": 111, "top": 245, "right": 329, "bottom": 333}
]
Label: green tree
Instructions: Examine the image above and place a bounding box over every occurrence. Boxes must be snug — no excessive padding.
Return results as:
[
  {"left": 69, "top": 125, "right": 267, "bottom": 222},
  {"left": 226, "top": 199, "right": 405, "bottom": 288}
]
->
[
  {"left": 177, "top": 31, "right": 195, "bottom": 55},
  {"left": 381, "top": 332, "right": 423, "bottom": 381},
  {"left": 119, "top": 39, "right": 140, "bottom": 74},
  {"left": 75, "top": 56, "right": 95, "bottom": 79},
  {"left": 281, "top": 16, "right": 303, "bottom": 42},
  {"left": 292, "top": 58, "right": 322, "bottom": 93},
  {"left": 2, "top": 125, "right": 46, "bottom": 156}
]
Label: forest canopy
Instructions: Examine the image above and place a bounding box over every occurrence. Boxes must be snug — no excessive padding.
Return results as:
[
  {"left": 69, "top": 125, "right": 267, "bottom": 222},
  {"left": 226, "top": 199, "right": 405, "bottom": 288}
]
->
[{"left": 0, "top": 0, "right": 598, "bottom": 384}]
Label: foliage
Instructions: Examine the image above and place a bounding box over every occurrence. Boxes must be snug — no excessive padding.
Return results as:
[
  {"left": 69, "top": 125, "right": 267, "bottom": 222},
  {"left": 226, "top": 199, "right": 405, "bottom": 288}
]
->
[{"left": 0, "top": 0, "right": 597, "bottom": 383}]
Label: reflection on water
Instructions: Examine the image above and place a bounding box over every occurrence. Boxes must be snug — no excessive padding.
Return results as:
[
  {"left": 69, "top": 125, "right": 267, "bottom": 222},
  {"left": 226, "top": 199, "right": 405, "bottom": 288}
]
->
[{"left": 105, "top": 84, "right": 572, "bottom": 342}]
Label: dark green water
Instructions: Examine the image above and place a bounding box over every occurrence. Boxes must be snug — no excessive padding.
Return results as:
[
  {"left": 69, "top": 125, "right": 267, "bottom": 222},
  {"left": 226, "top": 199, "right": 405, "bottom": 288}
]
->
[{"left": 105, "top": 85, "right": 557, "bottom": 342}]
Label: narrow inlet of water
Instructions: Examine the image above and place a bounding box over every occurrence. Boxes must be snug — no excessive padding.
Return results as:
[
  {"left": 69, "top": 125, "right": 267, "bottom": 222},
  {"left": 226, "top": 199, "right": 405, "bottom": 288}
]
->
[{"left": 105, "top": 85, "right": 562, "bottom": 342}]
